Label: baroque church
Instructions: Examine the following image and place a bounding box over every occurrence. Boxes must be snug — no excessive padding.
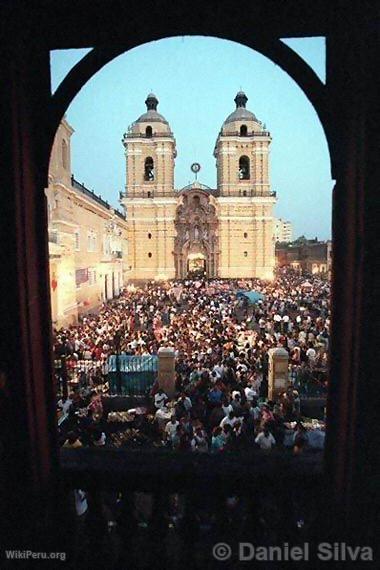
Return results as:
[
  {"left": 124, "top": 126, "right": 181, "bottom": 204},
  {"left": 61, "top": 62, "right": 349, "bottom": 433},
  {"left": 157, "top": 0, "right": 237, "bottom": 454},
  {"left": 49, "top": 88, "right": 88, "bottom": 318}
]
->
[{"left": 121, "top": 91, "right": 276, "bottom": 280}]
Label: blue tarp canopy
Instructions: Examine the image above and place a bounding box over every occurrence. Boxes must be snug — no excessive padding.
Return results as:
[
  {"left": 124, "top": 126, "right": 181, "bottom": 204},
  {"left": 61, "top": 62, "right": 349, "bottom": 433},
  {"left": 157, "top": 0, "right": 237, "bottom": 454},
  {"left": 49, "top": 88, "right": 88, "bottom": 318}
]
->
[{"left": 236, "top": 290, "right": 265, "bottom": 304}]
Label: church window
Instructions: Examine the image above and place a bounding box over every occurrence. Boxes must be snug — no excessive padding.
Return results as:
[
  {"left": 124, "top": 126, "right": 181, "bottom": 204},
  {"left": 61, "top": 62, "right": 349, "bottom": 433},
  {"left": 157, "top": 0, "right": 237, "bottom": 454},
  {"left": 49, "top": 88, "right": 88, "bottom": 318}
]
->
[
  {"left": 239, "top": 156, "right": 250, "bottom": 180},
  {"left": 244, "top": 251, "right": 248, "bottom": 257},
  {"left": 62, "top": 139, "right": 68, "bottom": 169},
  {"left": 193, "top": 195, "right": 200, "bottom": 208},
  {"left": 147, "top": 191, "right": 151, "bottom": 198},
  {"left": 243, "top": 190, "right": 247, "bottom": 196},
  {"left": 144, "top": 157, "right": 155, "bottom": 181},
  {"left": 240, "top": 124, "right": 248, "bottom": 136},
  {"left": 244, "top": 232, "right": 248, "bottom": 238},
  {"left": 148, "top": 252, "right": 152, "bottom": 258},
  {"left": 148, "top": 233, "right": 152, "bottom": 239},
  {"left": 146, "top": 126, "right": 153, "bottom": 138}
]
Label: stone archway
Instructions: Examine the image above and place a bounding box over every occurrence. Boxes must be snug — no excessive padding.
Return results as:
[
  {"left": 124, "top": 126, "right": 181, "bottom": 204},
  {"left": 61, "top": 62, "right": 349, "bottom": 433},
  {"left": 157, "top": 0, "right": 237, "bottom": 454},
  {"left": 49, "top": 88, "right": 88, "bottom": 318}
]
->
[{"left": 174, "top": 188, "right": 219, "bottom": 279}]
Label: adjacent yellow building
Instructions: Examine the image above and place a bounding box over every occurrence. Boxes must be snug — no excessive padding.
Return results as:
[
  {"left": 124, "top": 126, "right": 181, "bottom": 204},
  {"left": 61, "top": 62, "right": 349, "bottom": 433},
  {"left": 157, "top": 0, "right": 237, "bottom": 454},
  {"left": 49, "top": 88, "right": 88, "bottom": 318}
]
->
[
  {"left": 122, "top": 92, "right": 276, "bottom": 281},
  {"left": 47, "top": 118, "right": 129, "bottom": 328}
]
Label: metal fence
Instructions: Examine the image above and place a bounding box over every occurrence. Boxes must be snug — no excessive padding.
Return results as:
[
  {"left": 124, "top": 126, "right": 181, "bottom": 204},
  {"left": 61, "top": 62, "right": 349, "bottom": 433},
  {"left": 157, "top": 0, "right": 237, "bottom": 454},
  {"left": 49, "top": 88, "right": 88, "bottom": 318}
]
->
[
  {"left": 292, "top": 366, "right": 328, "bottom": 397},
  {"left": 108, "top": 355, "right": 158, "bottom": 396}
]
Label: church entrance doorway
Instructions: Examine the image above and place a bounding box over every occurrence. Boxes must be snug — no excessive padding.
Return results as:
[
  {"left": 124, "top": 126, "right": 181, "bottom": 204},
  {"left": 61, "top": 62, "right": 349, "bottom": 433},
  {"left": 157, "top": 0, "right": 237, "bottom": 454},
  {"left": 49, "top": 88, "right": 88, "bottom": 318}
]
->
[
  {"left": 187, "top": 253, "right": 207, "bottom": 278},
  {"left": 174, "top": 187, "right": 219, "bottom": 280}
]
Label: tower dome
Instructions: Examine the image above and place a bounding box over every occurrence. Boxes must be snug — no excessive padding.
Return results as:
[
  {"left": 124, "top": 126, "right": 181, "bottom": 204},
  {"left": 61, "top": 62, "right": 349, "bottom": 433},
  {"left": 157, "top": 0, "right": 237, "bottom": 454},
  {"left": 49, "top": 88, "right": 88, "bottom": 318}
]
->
[
  {"left": 128, "top": 93, "right": 172, "bottom": 136},
  {"left": 221, "top": 91, "right": 261, "bottom": 134}
]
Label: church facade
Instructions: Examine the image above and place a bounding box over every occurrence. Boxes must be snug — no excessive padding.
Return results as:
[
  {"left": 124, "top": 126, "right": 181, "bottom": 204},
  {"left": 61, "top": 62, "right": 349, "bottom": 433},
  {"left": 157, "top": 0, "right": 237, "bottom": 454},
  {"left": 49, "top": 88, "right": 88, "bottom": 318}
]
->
[{"left": 121, "top": 92, "right": 276, "bottom": 281}]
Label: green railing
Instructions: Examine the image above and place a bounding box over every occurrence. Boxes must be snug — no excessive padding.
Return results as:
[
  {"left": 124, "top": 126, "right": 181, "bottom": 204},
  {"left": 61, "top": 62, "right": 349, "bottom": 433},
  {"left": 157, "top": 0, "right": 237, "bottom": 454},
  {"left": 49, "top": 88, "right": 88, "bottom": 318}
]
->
[{"left": 108, "top": 355, "right": 158, "bottom": 396}]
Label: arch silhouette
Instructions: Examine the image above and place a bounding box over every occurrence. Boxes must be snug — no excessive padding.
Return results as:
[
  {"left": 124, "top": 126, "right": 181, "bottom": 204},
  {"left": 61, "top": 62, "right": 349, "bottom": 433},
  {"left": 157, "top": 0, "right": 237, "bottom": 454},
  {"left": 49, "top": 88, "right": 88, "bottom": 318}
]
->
[{"left": 49, "top": 36, "right": 332, "bottom": 176}]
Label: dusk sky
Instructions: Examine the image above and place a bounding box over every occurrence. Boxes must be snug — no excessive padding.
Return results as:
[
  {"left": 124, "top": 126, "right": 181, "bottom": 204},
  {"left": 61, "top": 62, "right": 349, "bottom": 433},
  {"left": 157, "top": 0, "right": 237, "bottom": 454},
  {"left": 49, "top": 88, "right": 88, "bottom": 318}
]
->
[{"left": 51, "top": 36, "right": 332, "bottom": 240}]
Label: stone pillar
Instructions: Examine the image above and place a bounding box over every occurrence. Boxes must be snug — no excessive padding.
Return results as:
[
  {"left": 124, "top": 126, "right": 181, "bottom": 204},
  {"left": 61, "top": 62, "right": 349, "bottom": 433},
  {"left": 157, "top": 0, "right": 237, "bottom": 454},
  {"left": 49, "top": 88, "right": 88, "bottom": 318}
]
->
[
  {"left": 268, "top": 347, "right": 289, "bottom": 401},
  {"left": 158, "top": 347, "right": 176, "bottom": 398}
]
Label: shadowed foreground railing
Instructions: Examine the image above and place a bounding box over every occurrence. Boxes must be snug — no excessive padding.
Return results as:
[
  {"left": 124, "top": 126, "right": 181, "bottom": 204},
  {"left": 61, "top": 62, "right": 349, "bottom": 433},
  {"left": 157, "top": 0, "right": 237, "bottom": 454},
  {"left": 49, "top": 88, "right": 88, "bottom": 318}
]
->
[{"left": 58, "top": 448, "right": 332, "bottom": 569}]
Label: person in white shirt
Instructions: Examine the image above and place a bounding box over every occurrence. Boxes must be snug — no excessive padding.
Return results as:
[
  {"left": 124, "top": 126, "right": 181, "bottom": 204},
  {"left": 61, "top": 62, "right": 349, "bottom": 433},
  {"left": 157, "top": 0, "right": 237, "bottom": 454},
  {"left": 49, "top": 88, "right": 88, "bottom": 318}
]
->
[
  {"left": 58, "top": 396, "right": 73, "bottom": 415},
  {"left": 220, "top": 412, "right": 237, "bottom": 429},
  {"left": 154, "top": 388, "right": 168, "bottom": 409},
  {"left": 74, "top": 489, "right": 88, "bottom": 517},
  {"left": 222, "top": 399, "right": 233, "bottom": 417},
  {"left": 191, "top": 427, "right": 209, "bottom": 453},
  {"left": 165, "top": 416, "right": 179, "bottom": 442},
  {"left": 306, "top": 346, "right": 317, "bottom": 366},
  {"left": 255, "top": 427, "right": 276, "bottom": 450},
  {"left": 273, "top": 313, "right": 282, "bottom": 332},
  {"left": 244, "top": 384, "right": 257, "bottom": 402},
  {"left": 249, "top": 401, "right": 261, "bottom": 421}
]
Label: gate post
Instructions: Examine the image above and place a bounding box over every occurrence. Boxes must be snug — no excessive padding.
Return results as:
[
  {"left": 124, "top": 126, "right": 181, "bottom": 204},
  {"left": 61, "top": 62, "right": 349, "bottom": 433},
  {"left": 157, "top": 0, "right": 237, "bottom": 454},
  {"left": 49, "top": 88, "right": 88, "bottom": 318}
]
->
[
  {"left": 158, "top": 347, "right": 176, "bottom": 398},
  {"left": 268, "top": 347, "right": 289, "bottom": 401}
]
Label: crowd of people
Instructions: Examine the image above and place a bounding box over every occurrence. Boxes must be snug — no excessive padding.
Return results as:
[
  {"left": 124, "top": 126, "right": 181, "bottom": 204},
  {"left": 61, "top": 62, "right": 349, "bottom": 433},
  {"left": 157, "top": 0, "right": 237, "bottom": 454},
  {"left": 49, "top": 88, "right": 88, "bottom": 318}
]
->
[{"left": 56, "top": 269, "right": 329, "bottom": 454}]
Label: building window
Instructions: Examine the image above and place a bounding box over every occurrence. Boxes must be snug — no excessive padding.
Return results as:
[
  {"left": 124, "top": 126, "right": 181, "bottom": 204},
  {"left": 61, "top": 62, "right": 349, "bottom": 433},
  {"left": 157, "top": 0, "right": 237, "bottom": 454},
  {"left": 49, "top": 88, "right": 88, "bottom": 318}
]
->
[
  {"left": 48, "top": 229, "right": 59, "bottom": 244},
  {"left": 244, "top": 251, "right": 248, "bottom": 257},
  {"left": 240, "top": 124, "right": 248, "bottom": 136},
  {"left": 148, "top": 233, "right": 152, "bottom": 239},
  {"left": 243, "top": 190, "right": 247, "bottom": 196},
  {"left": 147, "top": 191, "right": 152, "bottom": 198},
  {"left": 144, "top": 157, "right": 154, "bottom": 181},
  {"left": 62, "top": 139, "right": 68, "bottom": 169},
  {"left": 146, "top": 126, "right": 152, "bottom": 138},
  {"left": 74, "top": 230, "right": 80, "bottom": 251},
  {"left": 239, "top": 156, "right": 250, "bottom": 180},
  {"left": 148, "top": 252, "right": 152, "bottom": 258},
  {"left": 244, "top": 232, "right": 248, "bottom": 238},
  {"left": 87, "top": 230, "right": 97, "bottom": 252}
]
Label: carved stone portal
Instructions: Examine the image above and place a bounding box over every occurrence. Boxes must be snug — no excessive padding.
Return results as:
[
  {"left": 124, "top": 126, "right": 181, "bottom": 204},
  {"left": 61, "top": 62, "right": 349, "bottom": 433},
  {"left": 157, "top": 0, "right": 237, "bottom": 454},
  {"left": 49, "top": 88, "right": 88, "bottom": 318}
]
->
[{"left": 174, "top": 188, "right": 219, "bottom": 279}]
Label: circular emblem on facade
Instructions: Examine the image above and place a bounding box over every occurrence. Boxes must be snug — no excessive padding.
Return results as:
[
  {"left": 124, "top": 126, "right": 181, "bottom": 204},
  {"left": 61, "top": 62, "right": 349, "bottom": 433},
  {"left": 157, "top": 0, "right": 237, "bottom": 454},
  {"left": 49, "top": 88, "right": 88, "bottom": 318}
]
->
[{"left": 191, "top": 162, "right": 201, "bottom": 174}]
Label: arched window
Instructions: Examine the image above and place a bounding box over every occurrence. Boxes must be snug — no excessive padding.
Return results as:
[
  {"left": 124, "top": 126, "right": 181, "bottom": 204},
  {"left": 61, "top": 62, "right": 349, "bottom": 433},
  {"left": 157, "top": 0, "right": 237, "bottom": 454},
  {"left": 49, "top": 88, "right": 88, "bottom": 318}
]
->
[
  {"left": 146, "top": 126, "right": 152, "bottom": 138},
  {"left": 239, "top": 156, "right": 250, "bottom": 180},
  {"left": 144, "top": 157, "right": 154, "bottom": 181},
  {"left": 62, "top": 139, "right": 68, "bottom": 169},
  {"left": 148, "top": 232, "right": 152, "bottom": 239},
  {"left": 148, "top": 252, "right": 152, "bottom": 258},
  {"left": 147, "top": 191, "right": 151, "bottom": 198},
  {"left": 244, "top": 232, "right": 248, "bottom": 239},
  {"left": 244, "top": 251, "right": 248, "bottom": 257},
  {"left": 240, "top": 124, "right": 248, "bottom": 136},
  {"left": 243, "top": 190, "right": 247, "bottom": 196}
]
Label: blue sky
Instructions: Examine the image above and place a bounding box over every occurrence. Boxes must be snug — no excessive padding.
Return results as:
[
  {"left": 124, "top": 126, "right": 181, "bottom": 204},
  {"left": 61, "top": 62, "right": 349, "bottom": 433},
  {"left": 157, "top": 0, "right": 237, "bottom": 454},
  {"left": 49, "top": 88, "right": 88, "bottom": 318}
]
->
[{"left": 50, "top": 36, "right": 332, "bottom": 240}]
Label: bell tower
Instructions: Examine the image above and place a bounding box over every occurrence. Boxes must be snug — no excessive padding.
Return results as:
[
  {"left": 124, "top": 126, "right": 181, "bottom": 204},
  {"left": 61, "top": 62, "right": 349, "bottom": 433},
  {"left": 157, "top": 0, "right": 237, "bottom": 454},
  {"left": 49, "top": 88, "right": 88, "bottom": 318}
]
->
[
  {"left": 214, "top": 91, "right": 271, "bottom": 197},
  {"left": 214, "top": 92, "right": 276, "bottom": 280},
  {"left": 121, "top": 94, "right": 177, "bottom": 279},
  {"left": 122, "top": 93, "right": 176, "bottom": 198}
]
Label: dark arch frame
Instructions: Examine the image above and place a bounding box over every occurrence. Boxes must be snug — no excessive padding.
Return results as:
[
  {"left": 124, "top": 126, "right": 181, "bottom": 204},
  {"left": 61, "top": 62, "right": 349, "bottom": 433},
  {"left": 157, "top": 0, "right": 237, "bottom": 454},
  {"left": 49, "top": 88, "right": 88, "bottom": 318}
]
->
[{"left": 1, "top": 1, "right": 378, "bottom": 550}]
